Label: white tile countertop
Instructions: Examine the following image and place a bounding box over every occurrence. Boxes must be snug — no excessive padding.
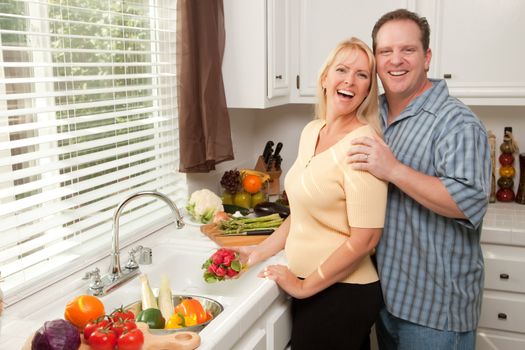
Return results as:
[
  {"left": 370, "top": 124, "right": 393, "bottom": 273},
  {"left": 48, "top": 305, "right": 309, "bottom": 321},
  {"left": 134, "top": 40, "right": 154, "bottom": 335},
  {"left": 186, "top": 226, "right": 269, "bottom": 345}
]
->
[
  {"left": 482, "top": 203, "right": 525, "bottom": 246},
  {"left": 0, "top": 222, "right": 287, "bottom": 350}
]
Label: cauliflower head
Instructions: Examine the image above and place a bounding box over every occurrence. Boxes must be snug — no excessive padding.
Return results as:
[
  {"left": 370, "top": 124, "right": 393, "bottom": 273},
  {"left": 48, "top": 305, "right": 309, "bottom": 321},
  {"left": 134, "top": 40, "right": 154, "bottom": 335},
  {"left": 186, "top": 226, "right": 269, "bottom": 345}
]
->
[{"left": 186, "top": 189, "right": 224, "bottom": 224}]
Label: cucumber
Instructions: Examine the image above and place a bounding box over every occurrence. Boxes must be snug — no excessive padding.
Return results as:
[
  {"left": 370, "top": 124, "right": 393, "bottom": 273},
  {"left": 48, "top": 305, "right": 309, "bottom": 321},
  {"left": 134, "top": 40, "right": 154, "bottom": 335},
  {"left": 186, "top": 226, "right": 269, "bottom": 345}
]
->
[{"left": 223, "top": 204, "right": 250, "bottom": 216}]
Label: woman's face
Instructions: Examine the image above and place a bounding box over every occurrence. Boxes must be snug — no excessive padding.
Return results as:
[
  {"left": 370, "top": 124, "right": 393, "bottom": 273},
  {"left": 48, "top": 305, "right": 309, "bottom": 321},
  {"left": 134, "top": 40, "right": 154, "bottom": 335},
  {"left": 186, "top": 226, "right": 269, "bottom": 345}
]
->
[{"left": 322, "top": 48, "right": 371, "bottom": 118}]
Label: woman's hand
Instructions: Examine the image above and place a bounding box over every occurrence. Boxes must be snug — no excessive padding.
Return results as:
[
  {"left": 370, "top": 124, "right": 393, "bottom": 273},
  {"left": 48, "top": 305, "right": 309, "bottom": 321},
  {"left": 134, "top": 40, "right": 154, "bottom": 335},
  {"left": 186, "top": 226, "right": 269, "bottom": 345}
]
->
[
  {"left": 260, "top": 264, "right": 310, "bottom": 299},
  {"left": 229, "top": 245, "right": 263, "bottom": 267}
]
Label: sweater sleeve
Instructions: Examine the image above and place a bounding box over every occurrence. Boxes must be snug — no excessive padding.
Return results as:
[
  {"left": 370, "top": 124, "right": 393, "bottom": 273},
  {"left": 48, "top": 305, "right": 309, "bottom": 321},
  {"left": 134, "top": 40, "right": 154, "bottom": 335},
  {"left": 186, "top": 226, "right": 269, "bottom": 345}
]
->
[{"left": 341, "top": 132, "right": 388, "bottom": 229}]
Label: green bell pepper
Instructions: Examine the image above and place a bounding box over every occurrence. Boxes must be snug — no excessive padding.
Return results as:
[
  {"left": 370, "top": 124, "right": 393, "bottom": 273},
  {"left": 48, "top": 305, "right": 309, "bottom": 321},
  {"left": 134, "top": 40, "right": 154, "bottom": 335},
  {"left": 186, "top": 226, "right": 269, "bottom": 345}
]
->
[{"left": 136, "top": 308, "right": 166, "bottom": 329}]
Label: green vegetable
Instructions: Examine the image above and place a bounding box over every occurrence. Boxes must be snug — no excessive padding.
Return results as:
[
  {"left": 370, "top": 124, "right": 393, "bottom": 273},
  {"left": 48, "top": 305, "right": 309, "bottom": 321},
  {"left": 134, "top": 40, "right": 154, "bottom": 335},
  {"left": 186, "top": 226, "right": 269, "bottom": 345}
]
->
[
  {"left": 223, "top": 204, "right": 250, "bottom": 216},
  {"left": 186, "top": 189, "right": 224, "bottom": 224},
  {"left": 136, "top": 308, "right": 165, "bottom": 329},
  {"left": 219, "top": 213, "right": 283, "bottom": 234},
  {"left": 139, "top": 274, "right": 158, "bottom": 310}
]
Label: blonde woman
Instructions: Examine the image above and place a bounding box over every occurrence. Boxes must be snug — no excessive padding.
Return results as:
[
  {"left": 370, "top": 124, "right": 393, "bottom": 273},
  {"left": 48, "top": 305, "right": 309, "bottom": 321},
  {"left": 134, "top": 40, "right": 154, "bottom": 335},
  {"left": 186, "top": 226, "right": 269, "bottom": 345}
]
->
[{"left": 240, "top": 37, "right": 387, "bottom": 349}]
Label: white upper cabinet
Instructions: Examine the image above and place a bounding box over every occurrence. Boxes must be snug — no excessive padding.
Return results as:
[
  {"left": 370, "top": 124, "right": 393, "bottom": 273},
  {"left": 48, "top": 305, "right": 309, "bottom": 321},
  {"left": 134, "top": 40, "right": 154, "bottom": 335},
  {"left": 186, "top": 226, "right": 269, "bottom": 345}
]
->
[
  {"left": 222, "top": 0, "right": 290, "bottom": 108},
  {"left": 222, "top": 0, "right": 525, "bottom": 108},
  {"left": 419, "top": 0, "right": 525, "bottom": 105},
  {"left": 291, "top": 0, "right": 415, "bottom": 101},
  {"left": 267, "top": 0, "right": 291, "bottom": 99}
]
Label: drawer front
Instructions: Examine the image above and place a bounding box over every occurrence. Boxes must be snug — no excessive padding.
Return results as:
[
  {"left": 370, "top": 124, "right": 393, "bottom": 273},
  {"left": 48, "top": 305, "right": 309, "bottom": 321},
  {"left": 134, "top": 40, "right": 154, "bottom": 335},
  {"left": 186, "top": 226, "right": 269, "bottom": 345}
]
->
[
  {"left": 482, "top": 243, "right": 525, "bottom": 293},
  {"left": 479, "top": 292, "right": 525, "bottom": 333},
  {"left": 477, "top": 328, "right": 525, "bottom": 350},
  {"left": 484, "top": 256, "right": 525, "bottom": 293}
]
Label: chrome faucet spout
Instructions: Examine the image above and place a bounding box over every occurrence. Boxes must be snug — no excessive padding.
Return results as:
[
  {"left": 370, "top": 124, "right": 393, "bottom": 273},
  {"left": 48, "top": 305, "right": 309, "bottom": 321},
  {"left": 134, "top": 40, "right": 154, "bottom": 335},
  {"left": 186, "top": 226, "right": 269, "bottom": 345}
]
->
[{"left": 109, "top": 190, "right": 184, "bottom": 277}]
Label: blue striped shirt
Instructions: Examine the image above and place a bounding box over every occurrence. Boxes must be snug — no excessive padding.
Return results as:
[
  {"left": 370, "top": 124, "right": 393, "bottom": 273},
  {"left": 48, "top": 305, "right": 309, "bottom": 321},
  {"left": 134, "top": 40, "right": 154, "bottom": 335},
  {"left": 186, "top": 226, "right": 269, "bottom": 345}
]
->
[{"left": 377, "top": 79, "right": 491, "bottom": 332}]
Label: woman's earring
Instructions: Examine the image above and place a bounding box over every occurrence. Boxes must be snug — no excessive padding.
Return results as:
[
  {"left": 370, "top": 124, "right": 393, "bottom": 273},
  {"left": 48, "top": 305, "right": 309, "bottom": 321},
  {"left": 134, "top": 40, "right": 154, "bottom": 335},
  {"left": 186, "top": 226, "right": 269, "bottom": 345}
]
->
[{"left": 323, "top": 87, "right": 326, "bottom": 95}]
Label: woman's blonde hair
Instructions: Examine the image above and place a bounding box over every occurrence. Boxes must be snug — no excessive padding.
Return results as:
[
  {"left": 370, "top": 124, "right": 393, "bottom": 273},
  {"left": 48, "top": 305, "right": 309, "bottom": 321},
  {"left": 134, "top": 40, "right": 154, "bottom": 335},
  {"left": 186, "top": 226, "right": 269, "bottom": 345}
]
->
[{"left": 315, "top": 37, "right": 381, "bottom": 135}]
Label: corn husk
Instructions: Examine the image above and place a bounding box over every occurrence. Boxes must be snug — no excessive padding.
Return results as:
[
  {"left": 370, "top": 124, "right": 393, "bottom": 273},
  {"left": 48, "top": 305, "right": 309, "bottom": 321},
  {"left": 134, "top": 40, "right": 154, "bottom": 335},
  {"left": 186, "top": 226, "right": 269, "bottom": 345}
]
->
[
  {"left": 139, "top": 274, "right": 158, "bottom": 310},
  {"left": 158, "top": 275, "right": 174, "bottom": 321}
]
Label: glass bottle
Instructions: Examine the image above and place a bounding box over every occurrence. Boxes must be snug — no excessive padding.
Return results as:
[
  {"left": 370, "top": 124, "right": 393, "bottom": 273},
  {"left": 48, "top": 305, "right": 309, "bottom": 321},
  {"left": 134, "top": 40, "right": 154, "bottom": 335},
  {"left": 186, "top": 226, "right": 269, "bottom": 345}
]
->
[
  {"left": 516, "top": 153, "right": 525, "bottom": 204},
  {"left": 496, "top": 127, "right": 518, "bottom": 202}
]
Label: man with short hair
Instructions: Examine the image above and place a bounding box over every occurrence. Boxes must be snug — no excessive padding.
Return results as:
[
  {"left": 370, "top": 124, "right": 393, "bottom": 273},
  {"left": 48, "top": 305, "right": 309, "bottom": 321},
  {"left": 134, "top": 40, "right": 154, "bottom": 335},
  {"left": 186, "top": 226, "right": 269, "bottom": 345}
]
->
[{"left": 348, "top": 9, "right": 491, "bottom": 349}]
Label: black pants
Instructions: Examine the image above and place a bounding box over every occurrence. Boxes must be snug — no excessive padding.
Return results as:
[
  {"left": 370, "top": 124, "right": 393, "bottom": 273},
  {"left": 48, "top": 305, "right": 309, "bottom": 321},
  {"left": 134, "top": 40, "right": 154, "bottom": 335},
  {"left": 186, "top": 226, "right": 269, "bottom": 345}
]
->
[{"left": 291, "top": 280, "right": 382, "bottom": 350}]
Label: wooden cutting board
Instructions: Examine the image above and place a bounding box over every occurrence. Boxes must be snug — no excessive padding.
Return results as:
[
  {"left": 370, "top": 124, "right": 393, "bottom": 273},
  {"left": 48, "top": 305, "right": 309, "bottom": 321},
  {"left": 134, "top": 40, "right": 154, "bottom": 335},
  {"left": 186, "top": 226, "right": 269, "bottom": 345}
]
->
[
  {"left": 22, "top": 322, "right": 200, "bottom": 350},
  {"left": 200, "top": 223, "right": 270, "bottom": 247}
]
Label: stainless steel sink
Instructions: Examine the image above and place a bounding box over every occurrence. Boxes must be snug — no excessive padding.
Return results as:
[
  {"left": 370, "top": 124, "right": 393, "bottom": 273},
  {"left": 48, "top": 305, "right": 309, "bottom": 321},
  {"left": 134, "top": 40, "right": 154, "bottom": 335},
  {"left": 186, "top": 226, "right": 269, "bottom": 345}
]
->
[{"left": 125, "top": 294, "right": 224, "bottom": 333}]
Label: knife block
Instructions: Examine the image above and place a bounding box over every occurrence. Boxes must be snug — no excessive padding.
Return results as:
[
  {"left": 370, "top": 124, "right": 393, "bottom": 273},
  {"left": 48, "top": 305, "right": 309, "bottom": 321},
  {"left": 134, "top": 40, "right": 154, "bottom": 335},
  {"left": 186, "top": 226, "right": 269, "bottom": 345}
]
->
[{"left": 255, "top": 156, "right": 282, "bottom": 195}]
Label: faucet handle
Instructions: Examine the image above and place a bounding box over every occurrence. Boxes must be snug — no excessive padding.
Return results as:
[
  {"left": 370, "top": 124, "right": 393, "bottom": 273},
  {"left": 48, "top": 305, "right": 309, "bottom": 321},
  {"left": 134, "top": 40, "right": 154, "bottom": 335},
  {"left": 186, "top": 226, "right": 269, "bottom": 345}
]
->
[
  {"left": 124, "top": 245, "right": 143, "bottom": 270},
  {"left": 83, "top": 268, "right": 103, "bottom": 295}
]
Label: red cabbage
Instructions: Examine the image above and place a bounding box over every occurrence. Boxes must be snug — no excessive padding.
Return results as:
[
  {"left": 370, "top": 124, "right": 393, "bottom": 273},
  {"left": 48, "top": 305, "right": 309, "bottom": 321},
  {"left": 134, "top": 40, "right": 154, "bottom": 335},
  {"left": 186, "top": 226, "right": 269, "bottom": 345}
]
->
[{"left": 31, "top": 319, "right": 81, "bottom": 350}]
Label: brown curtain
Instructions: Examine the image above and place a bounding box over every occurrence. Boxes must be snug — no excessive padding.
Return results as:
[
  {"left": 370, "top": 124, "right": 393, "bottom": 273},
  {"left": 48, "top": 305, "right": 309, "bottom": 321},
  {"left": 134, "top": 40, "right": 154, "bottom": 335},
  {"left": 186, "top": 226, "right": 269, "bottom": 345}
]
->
[{"left": 177, "top": 0, "right": 234, "bottom": 173}]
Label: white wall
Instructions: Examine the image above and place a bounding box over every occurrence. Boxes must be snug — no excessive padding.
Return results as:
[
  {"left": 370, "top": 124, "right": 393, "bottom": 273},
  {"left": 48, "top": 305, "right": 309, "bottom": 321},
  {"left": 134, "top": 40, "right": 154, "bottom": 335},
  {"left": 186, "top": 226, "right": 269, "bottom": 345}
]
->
[{"left": 187, "top": 104, "right": 525, "bottom": 196}]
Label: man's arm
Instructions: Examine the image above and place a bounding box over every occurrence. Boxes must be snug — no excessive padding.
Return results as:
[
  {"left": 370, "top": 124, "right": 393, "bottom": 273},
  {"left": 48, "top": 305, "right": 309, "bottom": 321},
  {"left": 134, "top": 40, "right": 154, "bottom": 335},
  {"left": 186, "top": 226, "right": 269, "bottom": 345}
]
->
[{"left": 347, "top": 135, "right": 466, "bottom": 219}]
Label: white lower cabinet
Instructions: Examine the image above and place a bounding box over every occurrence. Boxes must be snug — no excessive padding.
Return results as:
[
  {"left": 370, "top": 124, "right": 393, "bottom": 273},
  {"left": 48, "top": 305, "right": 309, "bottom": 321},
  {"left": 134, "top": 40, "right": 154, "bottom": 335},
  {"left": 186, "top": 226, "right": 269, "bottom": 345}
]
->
[
  {"left": 477, "top": 329, "right": 525, "bottom": 350},
  {"left": 232, "top": 294, "right": 292, "bottom": 350},
  {"left": 478, "top": 223, "right": 525, "bottom": 350}
]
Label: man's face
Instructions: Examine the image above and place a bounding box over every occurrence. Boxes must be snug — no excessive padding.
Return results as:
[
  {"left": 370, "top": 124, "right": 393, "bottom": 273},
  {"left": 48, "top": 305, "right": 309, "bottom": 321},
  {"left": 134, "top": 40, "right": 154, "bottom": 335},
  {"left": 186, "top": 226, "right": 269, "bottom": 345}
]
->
[{"left": 374, "top": 20, "right": 431, "bottom": 100}]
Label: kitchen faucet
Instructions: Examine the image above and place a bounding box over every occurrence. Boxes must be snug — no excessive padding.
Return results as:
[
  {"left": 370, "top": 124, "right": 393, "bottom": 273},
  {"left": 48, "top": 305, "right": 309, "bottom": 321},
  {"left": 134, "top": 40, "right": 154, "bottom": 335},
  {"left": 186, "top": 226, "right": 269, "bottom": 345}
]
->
[{"left": 84, "top": 190, "right": 184, "bottom": 296}]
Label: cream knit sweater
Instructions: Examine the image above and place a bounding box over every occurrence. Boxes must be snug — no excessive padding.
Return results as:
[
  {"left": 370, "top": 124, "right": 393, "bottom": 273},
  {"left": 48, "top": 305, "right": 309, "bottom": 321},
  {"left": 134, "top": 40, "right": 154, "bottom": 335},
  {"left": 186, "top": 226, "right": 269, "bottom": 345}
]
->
[{"left": 284, "top": 119, "right": 388, "bottom": 284}]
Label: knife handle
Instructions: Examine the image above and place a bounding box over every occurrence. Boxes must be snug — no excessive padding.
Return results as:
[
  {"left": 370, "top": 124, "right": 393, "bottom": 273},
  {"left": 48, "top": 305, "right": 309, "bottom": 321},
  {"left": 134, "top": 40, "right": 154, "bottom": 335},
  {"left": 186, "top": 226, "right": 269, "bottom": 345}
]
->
[{"left": 246, "top": 229, "right": 274, "bottom": 235}]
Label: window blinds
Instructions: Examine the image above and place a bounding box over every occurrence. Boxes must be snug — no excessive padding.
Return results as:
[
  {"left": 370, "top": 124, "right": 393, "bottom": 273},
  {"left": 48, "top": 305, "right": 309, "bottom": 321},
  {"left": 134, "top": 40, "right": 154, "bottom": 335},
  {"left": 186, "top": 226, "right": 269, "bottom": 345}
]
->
[{"left": 0, "top": 0, "right": 185, "bottom": 302}]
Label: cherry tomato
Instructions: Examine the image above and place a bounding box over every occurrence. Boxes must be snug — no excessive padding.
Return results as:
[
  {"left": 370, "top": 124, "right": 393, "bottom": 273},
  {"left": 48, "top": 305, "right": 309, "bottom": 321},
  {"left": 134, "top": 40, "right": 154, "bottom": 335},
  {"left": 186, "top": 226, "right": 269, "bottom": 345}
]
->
[
  {"left": 110, "top": 306, "right": 135, "bottom": 322},
  {"left": 89, "top": 328, "right": 117, "bottom": 350},
  {"left": 117, "top": 328, "right": 144, "bottom": 350},
  {"left": 83, "top": 316, "right": 111, "bottom": 340},
  {"left": 111, "top": 318, "right": 137, "bottom": 338}
]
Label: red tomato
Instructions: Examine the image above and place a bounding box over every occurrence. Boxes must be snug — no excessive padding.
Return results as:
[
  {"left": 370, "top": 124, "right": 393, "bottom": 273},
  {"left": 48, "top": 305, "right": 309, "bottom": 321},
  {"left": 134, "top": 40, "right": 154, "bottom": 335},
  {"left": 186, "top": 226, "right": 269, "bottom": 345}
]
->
[
  {"left": 111, "top": 318, "right": 137, "bottom": 338},
  {"left": 89, "top": 328, "right": 117, "bottom": 350},
  {"left": 110, "top": 306, "right": 135, "bottom": 323},
  {"left": 83, "top": 316, "right": 111, "bottom": 340},
  {"left": 117, "top": 328, "right": 145, "bottom": 350}
]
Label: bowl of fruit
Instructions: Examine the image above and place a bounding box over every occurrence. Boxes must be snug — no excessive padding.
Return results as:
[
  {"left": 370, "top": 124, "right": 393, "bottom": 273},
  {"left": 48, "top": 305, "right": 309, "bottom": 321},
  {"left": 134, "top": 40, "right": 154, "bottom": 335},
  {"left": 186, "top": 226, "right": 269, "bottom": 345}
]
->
[{"left": 220, "top": 169, "right": 270, "bottom": 212}]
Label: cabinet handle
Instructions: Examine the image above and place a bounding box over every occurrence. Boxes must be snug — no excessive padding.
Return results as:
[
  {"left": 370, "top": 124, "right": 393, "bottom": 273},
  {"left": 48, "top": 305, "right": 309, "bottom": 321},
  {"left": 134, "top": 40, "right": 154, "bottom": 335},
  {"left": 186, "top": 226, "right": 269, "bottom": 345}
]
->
[
  {"left": 497, "top": 313, "right": 507, "bottom": 320},
  {"left": 499, "top": 273, "right": 509, "bottom": 280},
  {"left": 443, "top": 73, "right": 452, "bottom": 79},
  {"left": 275, "top": 75, "right": 282, "bottom": 80}
]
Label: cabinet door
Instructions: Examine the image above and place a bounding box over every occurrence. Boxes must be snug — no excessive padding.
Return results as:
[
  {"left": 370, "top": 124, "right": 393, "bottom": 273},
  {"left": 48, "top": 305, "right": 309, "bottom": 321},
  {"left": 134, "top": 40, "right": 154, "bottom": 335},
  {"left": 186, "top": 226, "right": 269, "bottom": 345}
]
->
[
  {"left": 477, "top": 328, "right": 525, "bottom": 350},
  {"left": 297, "top": 0, "right": 413, "bottom": 97},
  {"left": 266, "top": 297, "right": 292, "bottom": 350},
  {"left": 427, "top": 0, "right": 525, "bottom": 104},
  {"left": 267, "top": 0, "right": 290, "bottom": 99}
]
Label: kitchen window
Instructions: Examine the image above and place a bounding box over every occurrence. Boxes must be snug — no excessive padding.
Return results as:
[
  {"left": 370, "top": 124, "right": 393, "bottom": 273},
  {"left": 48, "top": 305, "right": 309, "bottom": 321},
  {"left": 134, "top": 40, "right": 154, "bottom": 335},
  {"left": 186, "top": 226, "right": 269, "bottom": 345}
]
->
[{"left": 0, "top": 0, "right": 185, "bottom": 304}]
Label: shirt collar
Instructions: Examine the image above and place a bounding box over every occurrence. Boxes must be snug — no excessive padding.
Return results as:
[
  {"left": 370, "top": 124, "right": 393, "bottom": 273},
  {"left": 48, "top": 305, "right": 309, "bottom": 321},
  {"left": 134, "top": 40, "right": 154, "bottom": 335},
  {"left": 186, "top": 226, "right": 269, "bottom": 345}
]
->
[{"left": 379, "top": 79, "right": 448, "bottom": 129}]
